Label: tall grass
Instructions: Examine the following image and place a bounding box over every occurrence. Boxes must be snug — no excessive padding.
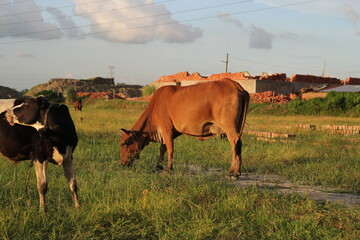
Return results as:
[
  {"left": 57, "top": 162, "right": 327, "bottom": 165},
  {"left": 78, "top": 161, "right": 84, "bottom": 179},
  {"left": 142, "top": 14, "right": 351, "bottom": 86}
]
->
[{"left": 0, "top": 99, "right": 359, "bottom": 239}]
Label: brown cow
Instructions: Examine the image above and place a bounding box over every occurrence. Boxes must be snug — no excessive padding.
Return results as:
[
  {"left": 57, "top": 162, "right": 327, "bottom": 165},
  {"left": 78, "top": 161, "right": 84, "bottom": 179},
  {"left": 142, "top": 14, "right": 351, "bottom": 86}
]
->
[
  {"left": 120, "top": 78, "right": 249, "bottom": 179},
  {"left": 73, "top": 99, "right": 82, "bottom": 111}
]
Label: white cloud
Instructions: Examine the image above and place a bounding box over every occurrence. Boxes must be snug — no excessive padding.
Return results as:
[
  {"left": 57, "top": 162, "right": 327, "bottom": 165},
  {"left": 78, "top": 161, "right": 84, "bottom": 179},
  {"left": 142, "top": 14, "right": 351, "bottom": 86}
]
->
[
  {"left": 343, "top": 4, "right": 359, "bottom": 25},
  {"left": 253, "top": 0, "right": 360, "bottom": 18},
  {"left": 218, "top": 12, "right": 293, "bottom": 49},
  {"left": 249, "top": 25, "right": 273, "bottom": 49},
  {"left": 0, "top": 0, "right": 62, "bottom": 39},
  {"left": 278, "top": 32, "right": 299, "bottom": 39},
  {"left": 71, "top": 0, "right": 202, "bottom": 43},
  {"left": 65, "top": 73, "right": 74, "bottom": 79},
  {"left": 217, "top": 12, "right": 244, "bottom": 29},
  {"left": 15, "top": 50, "right": 34, "bottom": 58},
  {"left": 46, "top": 7, "right": 83, "bottom": 39},
  {"left": 253, "top": 0, "right": 360, "bottom": 36}
]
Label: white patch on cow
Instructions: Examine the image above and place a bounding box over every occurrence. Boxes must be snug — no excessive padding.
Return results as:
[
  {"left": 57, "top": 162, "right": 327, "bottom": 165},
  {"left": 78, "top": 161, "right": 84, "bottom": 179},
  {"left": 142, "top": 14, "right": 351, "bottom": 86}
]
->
[
  {"left": 22, "top": 121, "right": 44, "bottom": 130},
  {"left": 5, "top": 104, "right": 45, "bottom": 130},
  {"left": 8, "top": 114, "right": 44, "bottom": 130},
  {"left": 0, "top": 99, "right": 15, "bottom": 113},
  {"left": 52, "top": 146, "right": 73, "bottom": 165}
]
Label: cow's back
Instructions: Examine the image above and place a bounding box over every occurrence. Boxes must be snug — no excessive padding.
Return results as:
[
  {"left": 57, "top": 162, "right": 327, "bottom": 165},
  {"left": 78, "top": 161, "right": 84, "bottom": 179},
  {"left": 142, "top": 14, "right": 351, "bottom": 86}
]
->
[{"left": 150, "top": 79, "right": 248, "bottom": 136}]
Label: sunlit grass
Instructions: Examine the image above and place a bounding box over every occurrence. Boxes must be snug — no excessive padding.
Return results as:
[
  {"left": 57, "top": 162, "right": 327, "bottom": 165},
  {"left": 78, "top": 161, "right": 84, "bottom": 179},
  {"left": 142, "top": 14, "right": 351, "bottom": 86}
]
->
[{"left": 0, "top": 100, "right": 359, "bottom": 239}]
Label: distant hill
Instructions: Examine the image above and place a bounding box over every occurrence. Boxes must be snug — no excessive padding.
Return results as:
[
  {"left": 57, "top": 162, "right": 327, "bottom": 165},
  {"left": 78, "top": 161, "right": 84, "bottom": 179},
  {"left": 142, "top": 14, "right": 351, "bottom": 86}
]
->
[
  {"left": 0, "top": 85, "right": 20, "bottom": 99},
  {"left": 25, "top": 77, "right": 116, "bottom": 96}
]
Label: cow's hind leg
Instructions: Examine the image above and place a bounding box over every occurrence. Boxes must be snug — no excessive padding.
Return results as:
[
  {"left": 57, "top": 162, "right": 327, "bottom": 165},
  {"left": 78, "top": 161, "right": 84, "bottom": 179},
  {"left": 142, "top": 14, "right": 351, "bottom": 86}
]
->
[
  {"left": 34, "top": 160, "right": 48, "bottom": 210},
  {"left": 226, "top": 132, "right": 242, "bottom": 180},
  {"left": 63, "top": 154, "right": 80, "bottom": 208},
  {"left": 163, "top": 136, "right": 174, "bottom": 172}
]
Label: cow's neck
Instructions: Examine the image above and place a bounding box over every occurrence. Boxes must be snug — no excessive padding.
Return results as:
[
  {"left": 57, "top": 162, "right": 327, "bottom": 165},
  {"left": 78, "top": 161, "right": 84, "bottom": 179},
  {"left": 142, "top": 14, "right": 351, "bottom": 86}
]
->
[
  {"left": 131, "top": 105, "right": 152, "bottom": 132},
  {"left": 132, "top": 107, "right": 164, "bottom": 143}
]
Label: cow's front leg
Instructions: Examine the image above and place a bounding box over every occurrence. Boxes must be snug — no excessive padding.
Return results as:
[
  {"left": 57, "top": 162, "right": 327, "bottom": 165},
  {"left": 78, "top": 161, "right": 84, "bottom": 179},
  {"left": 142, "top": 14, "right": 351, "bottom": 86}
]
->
[
  {"left": 156, "top": 144, "right": 167, "bottom": 170},
  {"left": 34, "top": 160, "right": 48, "bottom": 211}
]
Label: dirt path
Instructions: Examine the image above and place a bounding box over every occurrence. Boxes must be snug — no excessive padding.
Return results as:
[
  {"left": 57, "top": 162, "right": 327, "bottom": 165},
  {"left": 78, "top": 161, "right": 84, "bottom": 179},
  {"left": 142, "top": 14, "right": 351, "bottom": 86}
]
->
[{"left": 186, "top": 165, "right": 360, "bottom": 207}]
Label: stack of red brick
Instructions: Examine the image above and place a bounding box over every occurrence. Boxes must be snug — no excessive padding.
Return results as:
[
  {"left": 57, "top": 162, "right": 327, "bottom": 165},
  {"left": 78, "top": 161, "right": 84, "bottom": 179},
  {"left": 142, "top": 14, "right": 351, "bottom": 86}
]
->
[
  {"left": 156, "top": 71, "right": 251, "bottom": 82},
  {"left": 156, "top": 71, "right": 350, "bottom": 85},
  {"left": 259, "top": 73, "right": 287, "bottom": 81},
  {"left": 289, "top": 74, "right": 341, "bottom": 84},
  {"left": 343, "top": 77, "right": 360, "bottom": 85},
  {"left": 250, "top": 91, "right": 297, "bottom": 104}
]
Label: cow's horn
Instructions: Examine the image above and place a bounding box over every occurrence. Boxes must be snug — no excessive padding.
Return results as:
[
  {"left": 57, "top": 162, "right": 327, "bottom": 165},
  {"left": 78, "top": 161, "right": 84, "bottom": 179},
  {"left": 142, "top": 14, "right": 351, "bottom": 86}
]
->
[{"left": 121, "top": 128, "right": 130, "bottom": 134}]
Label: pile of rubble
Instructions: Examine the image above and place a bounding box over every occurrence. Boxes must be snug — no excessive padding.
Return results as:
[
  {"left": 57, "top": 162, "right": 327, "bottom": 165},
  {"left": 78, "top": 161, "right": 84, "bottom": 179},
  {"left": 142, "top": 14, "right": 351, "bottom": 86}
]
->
[
  {"left": 156, "top": 71, "right": 251, "bottom": 82},
  {"left": 155, "top": 71, "right": 355, "bottom": 85},
  {"left": 343, "top": 77, "right": 360, "bottom": 85},
  {"left": 250, "top": 91, "right": 297, "bottom": 104},
  {"left": 289, "top": 74, "right": 341, "bottom": 84},
  {"left": 77, "top": 92, "right": 126, "bottom": 99}
]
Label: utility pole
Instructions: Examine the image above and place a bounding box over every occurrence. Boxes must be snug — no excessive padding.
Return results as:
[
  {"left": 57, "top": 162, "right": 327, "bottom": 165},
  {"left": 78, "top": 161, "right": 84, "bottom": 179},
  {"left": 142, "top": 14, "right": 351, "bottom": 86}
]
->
[
  {"left": 108, "top": 66, "right": 116, "bottom": 99},
  {"left": 221, "top": 53, "right": 229, "bottom": 73},
  {"left": 321, "top": 59, "right": 326, "bottom": 77},
  {"left": 108, "top": 66, "right": 115, "bottom": 78}
]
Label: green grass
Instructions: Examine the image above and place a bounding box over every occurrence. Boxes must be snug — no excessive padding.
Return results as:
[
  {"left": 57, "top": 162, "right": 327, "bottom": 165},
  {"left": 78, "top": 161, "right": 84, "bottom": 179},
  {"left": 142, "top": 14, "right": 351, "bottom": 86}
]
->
[{"left": 0, "top": 100, "right": 359, "bottom": 239}]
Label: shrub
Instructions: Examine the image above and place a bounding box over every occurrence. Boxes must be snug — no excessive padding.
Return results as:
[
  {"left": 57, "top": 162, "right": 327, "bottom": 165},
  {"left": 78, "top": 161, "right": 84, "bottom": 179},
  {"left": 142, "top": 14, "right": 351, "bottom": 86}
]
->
[
  {"left": 288, "top": 91, "right": 360, "bottom": 116},
  {"left": 141, "top": 85, "right": 156, "bottom": 97},
  {"left": 35, "top": 90, "right": 64, "bottom": 103},
  {"left": 66, "top": 86, "right": 77, "bottom": 104}
]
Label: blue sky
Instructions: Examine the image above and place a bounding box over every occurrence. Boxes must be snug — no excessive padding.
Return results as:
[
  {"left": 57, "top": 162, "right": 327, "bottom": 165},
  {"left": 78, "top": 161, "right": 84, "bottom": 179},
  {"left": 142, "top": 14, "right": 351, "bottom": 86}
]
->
[{"left": 0, "top": 0, "right": 359, "bottom": 90}]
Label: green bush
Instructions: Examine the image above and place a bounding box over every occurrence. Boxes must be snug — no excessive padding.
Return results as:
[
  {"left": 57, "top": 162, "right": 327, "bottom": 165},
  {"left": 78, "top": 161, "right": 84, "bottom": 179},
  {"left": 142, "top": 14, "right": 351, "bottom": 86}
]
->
[
  {"left": 141, "top": 85, "right": 156, "bottom": 97},
  {"left": 66, "top": 86, "right": 77, "bottom": 104},
  {"left": 288, "top": 92, "right": 360, "bottom": 116},
  {"left": 35, "top": 90, "right": 64, "bottom": 103}
]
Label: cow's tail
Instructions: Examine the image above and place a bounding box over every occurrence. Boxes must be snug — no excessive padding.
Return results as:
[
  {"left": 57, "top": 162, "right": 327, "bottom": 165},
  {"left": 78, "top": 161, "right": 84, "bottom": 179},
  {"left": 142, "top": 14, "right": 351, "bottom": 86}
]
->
[{"left": 238, "top": 90, "right": 250, "bottom": 137}]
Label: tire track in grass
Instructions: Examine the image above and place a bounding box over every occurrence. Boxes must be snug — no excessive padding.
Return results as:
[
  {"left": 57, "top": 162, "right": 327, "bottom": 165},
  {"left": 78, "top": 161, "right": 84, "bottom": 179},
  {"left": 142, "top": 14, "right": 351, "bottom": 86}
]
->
[{"left": 186, "top": 165, "right": 360, "bottom": 207}]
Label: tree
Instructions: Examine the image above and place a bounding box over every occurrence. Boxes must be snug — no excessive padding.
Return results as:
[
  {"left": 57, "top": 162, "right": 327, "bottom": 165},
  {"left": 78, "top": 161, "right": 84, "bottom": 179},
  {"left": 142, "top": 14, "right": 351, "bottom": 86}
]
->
[
  {"left": 35, "top": 90, "right": 64, "bottom": 103},
  {"left": 66, "top": 86, "right": 77, "bottom": 104}
]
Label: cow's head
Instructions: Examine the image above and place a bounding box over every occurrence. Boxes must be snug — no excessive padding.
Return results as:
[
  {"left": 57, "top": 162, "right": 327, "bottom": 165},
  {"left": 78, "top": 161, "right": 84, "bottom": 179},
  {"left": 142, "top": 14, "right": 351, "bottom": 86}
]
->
[
  {"left": 120, "top": 129, "right": 149, "bottom": 167},
  {"left": 6, "top": 96, "right": 50, "bottom": 130}
]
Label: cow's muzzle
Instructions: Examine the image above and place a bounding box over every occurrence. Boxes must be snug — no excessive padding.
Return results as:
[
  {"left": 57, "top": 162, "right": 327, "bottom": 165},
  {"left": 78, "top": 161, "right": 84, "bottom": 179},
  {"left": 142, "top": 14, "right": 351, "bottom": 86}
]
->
[
  {"left": 121, "top": 153, "right": 139, "bottom": 167},
  {"left": 5, "top": 109, "right": 16, "bottom": 126}
]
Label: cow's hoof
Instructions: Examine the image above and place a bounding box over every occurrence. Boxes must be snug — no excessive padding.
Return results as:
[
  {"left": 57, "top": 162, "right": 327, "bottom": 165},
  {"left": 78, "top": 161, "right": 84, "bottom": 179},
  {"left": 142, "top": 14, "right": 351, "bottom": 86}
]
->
[
  {"left": 226, "top": 172, "right": 240, "bottom": 181},
  {"left": 155, "top": 165, "right": 164, "bottom": 171},
  {"left": 230, "top": 175, "right": 239, "bottom": 181}
]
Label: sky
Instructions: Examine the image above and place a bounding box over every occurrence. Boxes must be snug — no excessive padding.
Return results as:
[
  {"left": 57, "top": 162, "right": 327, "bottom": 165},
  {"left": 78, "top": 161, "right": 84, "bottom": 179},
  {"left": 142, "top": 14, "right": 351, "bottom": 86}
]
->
[{"left": 0, "top": 0, "right": 359, "bottom": 90}]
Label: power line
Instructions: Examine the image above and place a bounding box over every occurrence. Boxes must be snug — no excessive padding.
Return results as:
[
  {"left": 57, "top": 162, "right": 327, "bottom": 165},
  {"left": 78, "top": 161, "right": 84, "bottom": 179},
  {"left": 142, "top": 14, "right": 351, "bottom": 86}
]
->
[
  {"left": 0, "top": 0, "right": 36, "bottom": 7},
  {"left": 0, "top": 0, "right": 117, "bottom": 18},
  {"left": 1, "top": 0, "right": 252, "bottom": 38},
  {"left": 0, "top": 0, "right": 321, "bottom": 45},
  {"left": 0, "top": 0, "right": 175, "bottom": 27}
]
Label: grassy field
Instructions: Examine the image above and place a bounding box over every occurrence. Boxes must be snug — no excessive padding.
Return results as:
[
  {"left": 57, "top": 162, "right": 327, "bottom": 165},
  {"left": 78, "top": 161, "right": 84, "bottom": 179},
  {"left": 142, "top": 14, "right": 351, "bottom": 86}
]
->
[{"left": 0, "top": 99, "right": 359, "bottom": 239}]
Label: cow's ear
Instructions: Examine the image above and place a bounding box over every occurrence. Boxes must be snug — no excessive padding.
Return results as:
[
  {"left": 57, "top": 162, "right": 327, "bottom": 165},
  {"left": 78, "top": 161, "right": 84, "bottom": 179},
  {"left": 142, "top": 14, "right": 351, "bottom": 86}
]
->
[
  {"left": 38, "top": 96, "right": 50, "bottom": 109},
  {"left": 121, "top": 128, "right": 130, "bottom": 134}
]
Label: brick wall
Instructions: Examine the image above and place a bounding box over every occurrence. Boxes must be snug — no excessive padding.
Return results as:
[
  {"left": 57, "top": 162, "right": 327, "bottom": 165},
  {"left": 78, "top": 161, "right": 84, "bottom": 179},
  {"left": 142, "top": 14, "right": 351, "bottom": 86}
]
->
[{"left": 343, "top": 77, "right": 360, "bottom": 85}]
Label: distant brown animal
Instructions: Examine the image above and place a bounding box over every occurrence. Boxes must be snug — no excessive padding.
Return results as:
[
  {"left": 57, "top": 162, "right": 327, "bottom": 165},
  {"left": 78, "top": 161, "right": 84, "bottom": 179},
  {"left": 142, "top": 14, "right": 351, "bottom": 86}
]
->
[
  {"left": 73, "top": 99, "right": 82, "bottom": 111},
  {"left": 120, "top": 78, "right": 250, "bottom": 179}
]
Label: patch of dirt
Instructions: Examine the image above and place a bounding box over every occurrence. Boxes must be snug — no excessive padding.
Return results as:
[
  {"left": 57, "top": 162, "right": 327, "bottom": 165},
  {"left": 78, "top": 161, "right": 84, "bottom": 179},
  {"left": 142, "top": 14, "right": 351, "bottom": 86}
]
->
[{"left": 186, "top": 165, "right": 360, "bottom": 207}]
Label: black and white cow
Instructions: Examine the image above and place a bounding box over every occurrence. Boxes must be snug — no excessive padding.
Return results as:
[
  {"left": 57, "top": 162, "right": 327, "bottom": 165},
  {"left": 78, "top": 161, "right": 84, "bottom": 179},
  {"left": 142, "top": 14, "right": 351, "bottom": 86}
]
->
[{"left": 2, "top": 96, "right": 79, "bottom": 210}]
